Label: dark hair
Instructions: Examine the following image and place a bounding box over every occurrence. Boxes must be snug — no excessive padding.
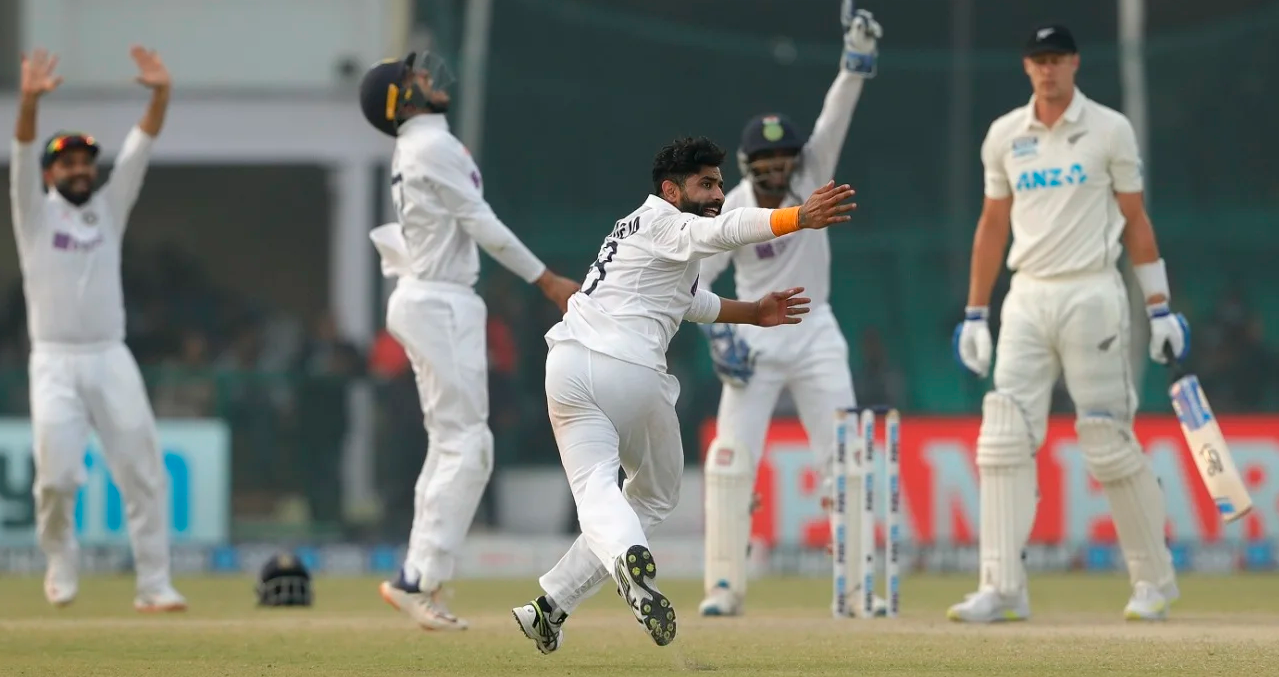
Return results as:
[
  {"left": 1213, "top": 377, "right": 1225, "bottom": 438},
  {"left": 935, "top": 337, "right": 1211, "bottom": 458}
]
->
[{"left": 651, "top": 136, "right": 726, "bottom": 195}]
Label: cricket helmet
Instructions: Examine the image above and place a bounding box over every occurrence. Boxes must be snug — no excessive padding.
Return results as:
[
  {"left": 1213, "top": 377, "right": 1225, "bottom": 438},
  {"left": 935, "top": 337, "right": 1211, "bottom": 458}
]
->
[
  {"left": 255, "top": 551, "right": 313, "bottom": 607},
  {"left": 358, "top": 51, "right": 453, "bottom": 137},
  {"left": 736, "top": 113, "right": 806, "bottom": 196}
]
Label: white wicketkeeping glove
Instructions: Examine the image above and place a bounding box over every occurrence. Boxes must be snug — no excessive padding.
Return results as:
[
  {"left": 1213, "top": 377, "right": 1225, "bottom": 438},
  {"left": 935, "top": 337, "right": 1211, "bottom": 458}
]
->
[
  {"left": 1148, "top": 302, "right": 1191, "bottom": 364},
  {"left": 841, "top": 2, "right": 882, "bottom": 78},
  {"left": 953, "top": 306, "right": 993, "bottom": 377}
]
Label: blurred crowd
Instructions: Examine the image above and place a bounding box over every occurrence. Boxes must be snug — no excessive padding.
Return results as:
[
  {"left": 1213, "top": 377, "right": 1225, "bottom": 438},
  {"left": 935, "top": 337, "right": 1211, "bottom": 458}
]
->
[{"left": 0, "top": 247, "right": 1275, "bottom": 539}]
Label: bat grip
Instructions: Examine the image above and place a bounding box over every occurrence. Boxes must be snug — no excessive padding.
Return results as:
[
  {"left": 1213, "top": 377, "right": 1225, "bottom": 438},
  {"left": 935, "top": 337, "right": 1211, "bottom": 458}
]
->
[{"left": 1162, "top": 343, "right": 1187, "bottom": 382}]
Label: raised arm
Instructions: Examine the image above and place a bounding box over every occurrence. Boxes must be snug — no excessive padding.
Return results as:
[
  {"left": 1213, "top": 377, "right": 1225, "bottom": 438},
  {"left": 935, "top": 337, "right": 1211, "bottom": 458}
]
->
[
  {"left": 651, "top": 182, "right": 857, "bottom": 262},
  {"left": 11, "top": 50, "right": 62, "bottom": 237},
  {"left": 106, "top": 46, "right": 170, "bottom": 229},
  {"left": 803, "top": 6, "right": 881, "bottom": 182}
]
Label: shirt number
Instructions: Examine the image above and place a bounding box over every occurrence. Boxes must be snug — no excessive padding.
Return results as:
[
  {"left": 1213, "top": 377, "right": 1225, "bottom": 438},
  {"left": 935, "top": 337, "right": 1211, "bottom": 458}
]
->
[{"left": 583, "top": 240, "right": 619, "bottom": 295}]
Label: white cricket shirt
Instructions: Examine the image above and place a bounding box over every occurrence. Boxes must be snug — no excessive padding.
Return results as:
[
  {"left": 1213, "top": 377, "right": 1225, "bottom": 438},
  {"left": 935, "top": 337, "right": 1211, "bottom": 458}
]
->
[
  {"left": 9, "top": 127, "right": 154, "bottom": 345},
  {"left": 390, "top": 114, "right": 546, "bottom": 287},
  {"left": 982, "top": 88, "right": 1144, "bottom": 278},
  {"left": 546, "top": 195, "right": 780, "bottom": 372},
  {"left": 700, "top": 71, "right": 865, "bottom": 309}
]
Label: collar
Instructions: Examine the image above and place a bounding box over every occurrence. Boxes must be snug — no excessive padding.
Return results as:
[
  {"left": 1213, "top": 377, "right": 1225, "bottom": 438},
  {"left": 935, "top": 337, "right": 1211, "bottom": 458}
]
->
[
  {"left": 398, "top": 113, "right": 449, "bottom": 136},
  {"left": 1024, "top": 87, "right": 1086, "bottom": 130},
  {"left": 644, "top": 194, "right": 680, "bottom": 214}
]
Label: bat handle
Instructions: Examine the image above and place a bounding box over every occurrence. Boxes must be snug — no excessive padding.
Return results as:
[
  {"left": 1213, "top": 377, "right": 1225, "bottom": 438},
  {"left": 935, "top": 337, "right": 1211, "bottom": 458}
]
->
[{"left": 1162, "top": 343, "right": 1187, "bottom": 382}]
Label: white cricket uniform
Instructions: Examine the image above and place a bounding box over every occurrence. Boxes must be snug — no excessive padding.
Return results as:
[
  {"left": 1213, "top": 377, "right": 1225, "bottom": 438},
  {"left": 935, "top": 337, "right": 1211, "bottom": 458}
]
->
[
  {"left": 374, "top": 113, "right": 547, "bottom": 591},
  {"left": 976, "top": 87, "right": 1174, "bottom": 595},
  {"left": 700, "top": 72, "right": 864, "bottom": 476},
  {"left": 982, "top": 88, "right": 1144, "bottom": 438},
  {"left": 9, "top": 127, "right": 173, "bottom": 593},
  {"left": 535, "top": 196, "right": 784, "bottom": 612}
]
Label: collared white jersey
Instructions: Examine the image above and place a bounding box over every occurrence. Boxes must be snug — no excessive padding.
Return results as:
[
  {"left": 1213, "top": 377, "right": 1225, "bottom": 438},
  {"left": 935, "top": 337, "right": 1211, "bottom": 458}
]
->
[
  {"left": 390, "top": 114, "right": 546, "bottom": 288},
  {"left": 700, "top": 71, "right": 866, "bottom": 309},
  {"left": 9, "top": 127, "right": 154, "bottom": 345},
  {"left": 983, "top": 87, "right": 1144, "bottom": 278},
  {"left": 545, "top": 195, "right": 778, "bottom": 372}
]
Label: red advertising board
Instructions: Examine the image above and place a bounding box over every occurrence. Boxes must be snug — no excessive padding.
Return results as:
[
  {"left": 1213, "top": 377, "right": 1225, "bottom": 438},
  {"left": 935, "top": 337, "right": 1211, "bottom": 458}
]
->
[{"left": 700, "top": 415, "right": 1277, "bottom": 548}]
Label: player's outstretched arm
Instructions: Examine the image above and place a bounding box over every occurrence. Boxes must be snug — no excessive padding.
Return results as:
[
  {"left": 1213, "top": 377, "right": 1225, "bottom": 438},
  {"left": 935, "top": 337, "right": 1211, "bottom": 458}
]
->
[
  {"left": 131, "top": 45, "right": 171, "bottom": 137},
  {"left": 106, "top": 46, "right": 170, "bottom": 230},
  {"left": 11, "top": 50, "right": 61, "bottom": 237},
  {"left": 721, "top": 287, "right": 811, "bottom": 326},
  {"left": 805, "top": 4, "right": 882, "bottom": 182}
]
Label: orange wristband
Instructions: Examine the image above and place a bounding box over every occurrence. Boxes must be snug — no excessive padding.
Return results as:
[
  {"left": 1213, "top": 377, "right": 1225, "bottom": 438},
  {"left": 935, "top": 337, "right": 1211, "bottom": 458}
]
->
[{"left": 769, "top": 207, "right": 801, "bottom": 236}]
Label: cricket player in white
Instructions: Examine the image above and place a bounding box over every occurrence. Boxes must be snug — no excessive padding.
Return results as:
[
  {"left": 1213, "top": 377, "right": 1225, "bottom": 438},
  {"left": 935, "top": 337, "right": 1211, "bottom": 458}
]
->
[
  {"left": 696, "top": 2, "right": 883, "bottom": 617},
  {"left": 11, "top": 47, "right": 186, "bottom": 612},
  {"left": 950, "top": 25, "right": 1190, "bottom": 623},
  {"left": 357, "top": 52, "right": 580, "bottom": 631},
  {"left": 510, "top": 137, "right": 857, "bottom": 653}
]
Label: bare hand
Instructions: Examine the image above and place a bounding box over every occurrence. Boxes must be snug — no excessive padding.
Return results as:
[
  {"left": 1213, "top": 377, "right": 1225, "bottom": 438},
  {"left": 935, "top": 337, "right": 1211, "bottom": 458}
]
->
[
  {"left": 755, "top": 287, "right": 810, "bottom": 327},
  {"left": 536, "top": 271, "right": 580, "bottom": 314},
  {"left": 20, "top": 49, "right": 63, "bottom": 99},
  {"left": 798, "top": 181, "right": 857, "bottom": 230},
  {"left": 131, "top": 45, "right": 170, "bottom": 90}
]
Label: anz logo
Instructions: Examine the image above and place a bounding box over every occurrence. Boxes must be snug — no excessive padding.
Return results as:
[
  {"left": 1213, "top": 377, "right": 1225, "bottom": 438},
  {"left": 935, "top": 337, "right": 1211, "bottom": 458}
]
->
[{"left": 1015, "top": 163, "right": 1088, "bottom": 192}]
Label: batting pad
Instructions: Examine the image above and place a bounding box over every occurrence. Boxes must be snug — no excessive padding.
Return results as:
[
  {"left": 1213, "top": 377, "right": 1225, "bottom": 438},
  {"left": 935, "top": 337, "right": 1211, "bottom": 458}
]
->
[
  {"left": 976, "top": 392, "right": 1038, "bottom": 597},
  {"left": 703, "top": 437, "right": 754, "bottom": 598},
  {"left": 1077, "top": 417, "right": 1175, "bottom": 589}
]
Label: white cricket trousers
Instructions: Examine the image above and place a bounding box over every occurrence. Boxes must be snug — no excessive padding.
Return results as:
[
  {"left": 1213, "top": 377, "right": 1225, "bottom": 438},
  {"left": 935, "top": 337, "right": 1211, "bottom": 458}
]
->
[
  {"left": 385, "top": 278, "right": 494, "bottom": 591},
  {"left": 715, "top": 306, "right": 856, "bottom": 478},
  {"left": 537, "top": 340, "right": 684, "bottom": 612},
  {"left": 30, "top": 341, "right": 171, "bottom": 592}
]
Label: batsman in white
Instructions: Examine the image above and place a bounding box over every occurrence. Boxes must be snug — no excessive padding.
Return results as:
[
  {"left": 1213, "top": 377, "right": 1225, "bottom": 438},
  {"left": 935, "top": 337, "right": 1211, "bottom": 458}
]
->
[
  {"left": 510, "top": 137, "right": 857, "bottom": 653},
  {"left": 696, "top": 1, "right": 883, "bottom": 617},
  {"left": 950, "top": 25, "right": 1190, "bottom": 623},
  {"left": 356, "top": 52, "right": 580, "bottom": 631},
  {"left": 10, "top": 47, "right": 186, "bottom": 612}
]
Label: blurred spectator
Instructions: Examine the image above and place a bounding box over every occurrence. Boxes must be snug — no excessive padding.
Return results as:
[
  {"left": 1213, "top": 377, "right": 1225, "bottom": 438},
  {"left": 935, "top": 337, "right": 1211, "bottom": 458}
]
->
[
  {"left": 293, "top": 313, "right": 363, "bottom": 528},
  {"left": 152, "top": 329, "right": 217, "bottom": 418},
  {"left": 480, "top": 276, "right": 524, "bottom": 528},
  {"left": 1198, "top": 287, "right": 1277, "bottom": 412},
  {"left": 854, "top": 327, "right": 909, "bottom": 410},
  {"left": 369, "top": 327, "right": 426, "bottom": 541}
]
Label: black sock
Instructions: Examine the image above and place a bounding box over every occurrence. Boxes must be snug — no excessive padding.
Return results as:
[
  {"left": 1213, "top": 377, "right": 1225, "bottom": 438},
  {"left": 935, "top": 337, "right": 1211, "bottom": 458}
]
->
[{"left": 537, "top": 595, "right": 567, "bottom": 621}]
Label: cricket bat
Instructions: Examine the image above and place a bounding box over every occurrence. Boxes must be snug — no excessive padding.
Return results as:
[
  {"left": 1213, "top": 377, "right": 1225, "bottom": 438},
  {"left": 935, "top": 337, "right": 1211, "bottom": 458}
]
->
[{"left": 1164, "top": 346, "right": 1253, "bottom": 523}]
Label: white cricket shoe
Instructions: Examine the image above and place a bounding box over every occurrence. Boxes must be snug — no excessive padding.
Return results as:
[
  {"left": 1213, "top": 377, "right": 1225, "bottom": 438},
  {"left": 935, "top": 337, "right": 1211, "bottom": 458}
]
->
[
  {"left": 946, "top": 586, "right": 1030, "bottom": 623},
  {"left": 43, "top": 553, "right": 78, "bottom": 607},
  {"left": 1124, "top": 581, "right": 1179, "bottom": 621},
  {"left": 614, "top": 545, "right": 677, "bottom": 646},
  {"left": 135, "top": 584, "right": 188, "bottom": 613},
  {"left": 698, "top": 581, "right": 741, "bottom": 616},
  {"left": 379, "top": 572, "right": 469, "bottom": 631},
  {"left": 512, "top": 598, "right": 566, "bottom": 654}
]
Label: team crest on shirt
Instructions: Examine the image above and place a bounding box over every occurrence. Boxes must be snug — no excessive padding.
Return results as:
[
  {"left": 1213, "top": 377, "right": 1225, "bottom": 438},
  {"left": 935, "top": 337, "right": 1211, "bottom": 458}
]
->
[
  {"left": 81, "top": 211, "right": 98, "bottom": 225},
  {"left": 1011, "top": 136, "right": 1039, "bottom": 159}
]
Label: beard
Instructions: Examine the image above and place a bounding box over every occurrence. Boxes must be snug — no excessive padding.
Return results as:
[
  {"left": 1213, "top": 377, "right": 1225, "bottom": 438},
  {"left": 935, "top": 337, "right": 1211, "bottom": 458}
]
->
[
  {"left": 677, "top": 193, "right": 723, "bottom": 218},
  {"left": 54, "top": 176, "right": 95, "bottom": 206}
]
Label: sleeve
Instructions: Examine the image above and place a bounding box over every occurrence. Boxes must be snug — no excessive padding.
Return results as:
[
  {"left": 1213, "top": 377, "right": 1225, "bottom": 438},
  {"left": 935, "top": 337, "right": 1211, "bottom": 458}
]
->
[
  {"left": 9, "top": 139, "right": 44, "bottom": 240},
  {"left": 980, "top": 122, "right": 1012, "bottom": 199},
  {"left": 648, "top": 208, "right": 776, "bottom": 263},
  {"left": 699, "top": 250, "right": 734, "bottom": 289},
  {"left": 104, "top": 126, "right": 156, "bottom": 231},
  {"left": 1109, "top": 117, "right": 1145, "bottom": 194},
  {"left": 418, "top": 141, "right": 547, "bottom": 283},
  {"left": 683, "top": 288, "right": 722, "bottom": 324},
  {"left": 801, "top": 71, "right": 866, "bottom": 183}
]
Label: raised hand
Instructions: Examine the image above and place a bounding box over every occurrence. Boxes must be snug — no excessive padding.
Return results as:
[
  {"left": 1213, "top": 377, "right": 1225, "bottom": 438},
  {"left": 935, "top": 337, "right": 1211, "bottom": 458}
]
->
[
  {"left": 20, "top": 49, "right": 63, "bottom": 99},
  {"left": 798, "top": 181, "right": 857, "bottom": 230},
  {"left": 130, "top": 45, "right": 171, "bottom": 90},
  {"left": 756, "top": 287, "right": 811, "bottom": 327}
]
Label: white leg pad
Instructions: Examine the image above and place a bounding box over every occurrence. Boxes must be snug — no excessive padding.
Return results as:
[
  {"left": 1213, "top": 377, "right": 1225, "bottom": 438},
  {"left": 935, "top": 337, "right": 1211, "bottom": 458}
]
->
[
  {"left": 703, "top": 437, "right": 755, "bottom": 598},
  {"left": 1076, "top": 417, "right": 1176, "bottom": 589},
  {"left": 976, "top": 392, "right": 1039, "bottom": 596}
]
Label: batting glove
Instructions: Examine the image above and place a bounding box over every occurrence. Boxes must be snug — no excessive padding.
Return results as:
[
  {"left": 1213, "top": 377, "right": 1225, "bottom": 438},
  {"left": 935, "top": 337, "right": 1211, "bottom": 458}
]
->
[
  {"left": 841, "top": 2, "right": 882, "bottom": 78},
  {"left": 1148, "top": 302, "right": 1191, "bottom": 364},
  {"left": 953, "top": 306, "right": 993, "bottom": 377},
  {"left": 701, "top": 323, "right": 757, "bottom": 388}
]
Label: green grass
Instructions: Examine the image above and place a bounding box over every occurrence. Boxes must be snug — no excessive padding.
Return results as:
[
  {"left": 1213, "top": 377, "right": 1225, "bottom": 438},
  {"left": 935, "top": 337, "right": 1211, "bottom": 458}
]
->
[{"left": 2, "top": 574, "right": 1277, "bottom": 676}]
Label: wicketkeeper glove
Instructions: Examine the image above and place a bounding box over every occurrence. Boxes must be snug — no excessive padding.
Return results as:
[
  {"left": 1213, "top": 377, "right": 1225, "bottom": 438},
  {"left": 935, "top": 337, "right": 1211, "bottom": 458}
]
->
[
  {"left": 841, "top": 2, "right": 883, "bottom": 78},
  {"left": 701, "top": 323, "right": 757, "bottom": 388}
]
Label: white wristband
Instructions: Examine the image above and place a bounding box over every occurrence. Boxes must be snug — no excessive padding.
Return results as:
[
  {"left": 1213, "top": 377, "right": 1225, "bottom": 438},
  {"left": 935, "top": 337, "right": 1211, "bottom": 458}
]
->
[{"left": 1133, "top": 259, "right": 1170, "bottom": 303}]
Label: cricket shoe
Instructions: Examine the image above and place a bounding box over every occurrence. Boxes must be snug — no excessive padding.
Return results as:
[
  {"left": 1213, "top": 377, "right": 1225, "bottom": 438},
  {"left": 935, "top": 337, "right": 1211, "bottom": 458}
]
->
[
  {"left": 1124, "top": 581, "right": 1180, "bottom": 621},
  {"left": 379, "top": 570, "right": 469, "bottom": 631},
  {"left": 698, "top": 580, "right": 742, "bottom": 616},
  {"left": 946, "top": 586, "right": 1030, "bottom": 623},
  {"left": 614, "top": 545, "right": 677, "bottom": 646},
  {"left": 43, "top": 553, "right": 78, "bottom": 607},
  {"left": 512, "top": 597, "right": 566, "bottom": 654},
  {"left": 135, "top": 584, "right": 188, "bottom": 612}
]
